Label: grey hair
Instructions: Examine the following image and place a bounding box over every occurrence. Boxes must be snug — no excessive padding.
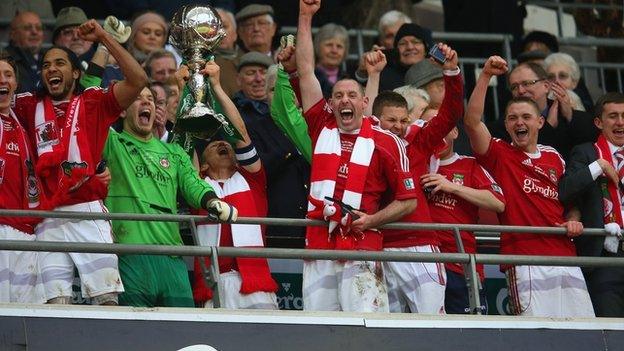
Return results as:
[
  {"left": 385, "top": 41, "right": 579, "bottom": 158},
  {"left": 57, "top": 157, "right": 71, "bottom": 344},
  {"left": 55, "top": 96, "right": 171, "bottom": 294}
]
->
[
  {"left": 216, "top": 8, "right": 236, "bottom": 31},
  {"left": 394, "top": 85, "right": 430, "bottom": 112},
  {"left": 313, "top": 23, "right": 349, "bottom": 62},
  {"left": 378, "top": 10, "right": 412, "bottom": 34},
  {"left": 544, "top": 52, "right": 581, "bottom": 83}
]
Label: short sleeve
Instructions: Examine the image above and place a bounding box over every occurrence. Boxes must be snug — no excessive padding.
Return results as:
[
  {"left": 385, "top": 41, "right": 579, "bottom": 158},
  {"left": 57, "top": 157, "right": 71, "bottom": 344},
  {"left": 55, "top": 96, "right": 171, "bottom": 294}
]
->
[
  {"left": 303, "top": 99, "right": 332, "bottom": 143},
  {"left": 474, "top": 138, "right": 504, "bottom": 173},
  {"left": 379, "top": 135, "right": 417, "bottom": 201},
  {"left": 472, "top": 162, "right": 505, "bottom": 203},
  {"left": 83, "top": 85, "right": 123, "bottom": 125}
]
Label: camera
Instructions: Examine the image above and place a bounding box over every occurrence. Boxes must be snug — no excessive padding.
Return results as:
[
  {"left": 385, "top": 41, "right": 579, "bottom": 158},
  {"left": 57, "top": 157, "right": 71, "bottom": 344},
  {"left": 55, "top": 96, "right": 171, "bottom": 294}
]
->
[{"left": 428, "top": 45, "right": 446, "bottom": 65}]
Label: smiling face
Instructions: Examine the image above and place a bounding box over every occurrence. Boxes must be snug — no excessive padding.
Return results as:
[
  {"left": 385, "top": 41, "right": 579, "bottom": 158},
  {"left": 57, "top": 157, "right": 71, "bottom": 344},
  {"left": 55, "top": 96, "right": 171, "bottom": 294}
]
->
[
  {"left": 41, "top": 48, "right": 80, "bottom": 101},
  {"left": 10, "top": 12, "right": 44, "bottom": 54},
  {"left": 330, "top": 79, "right": 367, "bottom": 132},
  {"left": 237, "top": 64, "right": 268, "bottom": 101},
  {"left": 595, "top": 102, "right": 624, "bottom": 147},
  {"left": 318, "top": 37, "right": 346, "bottom": 69},
  {"left": 396, "top": 35, "right": 425, "bottom": 66},
  {"left": 0, "top": 60, "right": 18, "bottom": 115},
  {"left": 504, "top": 101, "right": 544, "bottom": 153},
  {"left": 123, "top": 87, "right": 156, "bottom": 139},
  {"left": 508, "top": 65, "right": 549, "bottom": 110}
]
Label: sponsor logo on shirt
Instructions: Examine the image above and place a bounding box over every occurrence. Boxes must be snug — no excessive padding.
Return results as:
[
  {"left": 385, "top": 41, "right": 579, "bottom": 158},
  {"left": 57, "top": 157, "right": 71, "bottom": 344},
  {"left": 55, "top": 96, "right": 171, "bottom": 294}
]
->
[
  {"left": 548, "top": 168, "right": 557, "bottom": 182},
  {"left": 428, "top": 191, "right": 458, "bottom": 209},
  {"left": 403, "top": 178, "right": 415, "bottom": 190},
  {"left": 522, "top": 177, "right": 558, "bottom": 199},
  {"left": 522, "top": 158, "right": 532, "bottom": 166},
  {"left": 5, "top": 141, "right": 19, "bottom": 155},
  {"left": 35, "top": 121, "right": 59, "bottom": 148},
  {"left": 338, "top": 162, "right": 348, "bottom": 179},
  {"left": 452, "top": 173, "right": 464, "bottom": 186}
]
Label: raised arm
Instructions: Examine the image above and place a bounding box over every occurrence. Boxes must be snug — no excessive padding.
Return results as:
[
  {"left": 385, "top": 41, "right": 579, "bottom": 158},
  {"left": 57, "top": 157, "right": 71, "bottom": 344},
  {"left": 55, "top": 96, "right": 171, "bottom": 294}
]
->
[
  {"left": 202, "top": 60, "right": 260, "bottom": 173},
  {"left": 464, "top": 56, "right": 507, "bottom": 156},
  {"left": 296, "top": 0, "right": 324, "bottom": 112},
  {"left": 78, "top": 19, "right": 148, "bottom": 110},
  {"left": 363, "top": 49, "right": 387, "bottom": 116}
]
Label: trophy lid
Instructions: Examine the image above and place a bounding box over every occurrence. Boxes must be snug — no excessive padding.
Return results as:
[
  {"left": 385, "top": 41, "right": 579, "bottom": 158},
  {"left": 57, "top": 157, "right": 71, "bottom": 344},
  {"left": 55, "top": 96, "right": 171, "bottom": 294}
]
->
[{"left": 169, "top": 5, "right": 226, "bottom": 54}]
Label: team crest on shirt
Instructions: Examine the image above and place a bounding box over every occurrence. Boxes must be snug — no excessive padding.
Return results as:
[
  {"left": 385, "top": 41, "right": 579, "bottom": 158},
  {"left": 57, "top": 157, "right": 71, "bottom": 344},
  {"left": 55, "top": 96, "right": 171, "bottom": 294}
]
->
[
  {"left": 0, "top": 158, "right": 5, "bottom": 184},
  {"left": 452, "top": 174, "right": 464, "bottom": 186},
  {"left": 35, "top": 121, "right": 59, "bottom": 148},
  {"left": 160, "top": 157, "right": 170, "bottom": 168},
  {"left": 404, "top": 178, "right": 415, "bottom": 190},
  {"left": 549, "top": 169, "right": 558, "bottom": 182}
]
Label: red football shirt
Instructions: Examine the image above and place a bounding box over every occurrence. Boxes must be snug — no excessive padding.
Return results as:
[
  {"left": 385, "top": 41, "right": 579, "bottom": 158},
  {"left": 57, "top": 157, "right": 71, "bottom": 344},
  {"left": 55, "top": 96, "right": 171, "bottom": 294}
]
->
[
  {"left": 428, "top": 153, "right": 505, "bottom": 280},
  {"left": 383, "top": 73, "right": 464, "bottom": 248},
  {"left": 0, "top": 112, "right": 41, "bottom": 233},
  {"left": 304, "top": 99, "right": 416, "bottom": 250},
  {"left": 476, "top": 138, "right": 576, "bottom": 261},
  {"left": 14, "top": 86, "right": 122, "bottom": 206}
]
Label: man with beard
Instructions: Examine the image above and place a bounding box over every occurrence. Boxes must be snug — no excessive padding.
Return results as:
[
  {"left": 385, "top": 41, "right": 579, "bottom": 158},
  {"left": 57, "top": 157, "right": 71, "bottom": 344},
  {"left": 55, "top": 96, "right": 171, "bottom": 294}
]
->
[
  {"left": 12, "top": 19, "right": 147, "bottom": 305},
  {"left": 103, "top": 84, "right": 238, "bottom": 307}
]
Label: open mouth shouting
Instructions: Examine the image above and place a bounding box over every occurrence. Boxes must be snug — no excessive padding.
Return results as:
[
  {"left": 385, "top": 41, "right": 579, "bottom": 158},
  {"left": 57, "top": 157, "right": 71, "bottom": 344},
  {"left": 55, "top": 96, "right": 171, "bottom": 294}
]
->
[
  {"left": 0, "top": 87, "right": 9, "bottom": 97},
  {"left": 339, "top": 108, "right": 354, "bottom": 123},
  {"left": 138, "top": 109, "right": 152, "bottom": 125},
  {"left": 47, "top": 76, "right": 62, "bottom": 90},
  {"left": 514, "top": 127, "right": 529, "bottom": 142}
]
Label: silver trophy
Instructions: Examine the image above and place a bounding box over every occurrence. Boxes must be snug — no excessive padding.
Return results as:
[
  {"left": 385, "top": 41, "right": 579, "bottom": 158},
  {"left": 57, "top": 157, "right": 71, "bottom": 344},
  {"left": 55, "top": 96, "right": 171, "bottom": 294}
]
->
[{"left": 169, "top": 5, "right": 229, "bottom": 138}]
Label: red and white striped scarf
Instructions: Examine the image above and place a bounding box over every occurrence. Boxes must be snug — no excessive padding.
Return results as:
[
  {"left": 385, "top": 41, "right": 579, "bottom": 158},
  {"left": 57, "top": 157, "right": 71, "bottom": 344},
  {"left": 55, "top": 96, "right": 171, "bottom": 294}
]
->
[
  {"left": 197, "top": 172, "right": 277, "bottom": 295},
  {"left": 595, "top": 134, "right": 624, "bottom": 226},
  {"left": 34, "top": 95, "right": 93, "bottom": 207},
  {"left": 306, "top": 117, "right": 374, "bottom": 249}
]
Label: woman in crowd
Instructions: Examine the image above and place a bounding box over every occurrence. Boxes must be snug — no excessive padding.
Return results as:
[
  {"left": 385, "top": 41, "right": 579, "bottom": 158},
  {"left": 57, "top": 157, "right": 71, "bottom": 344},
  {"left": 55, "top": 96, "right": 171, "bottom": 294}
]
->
[
  {"left": 313, "top": 23, "right": 350, "bottom": 98},
  {"left": 544, "top": 52, "right": 592, "bottom": 111}
]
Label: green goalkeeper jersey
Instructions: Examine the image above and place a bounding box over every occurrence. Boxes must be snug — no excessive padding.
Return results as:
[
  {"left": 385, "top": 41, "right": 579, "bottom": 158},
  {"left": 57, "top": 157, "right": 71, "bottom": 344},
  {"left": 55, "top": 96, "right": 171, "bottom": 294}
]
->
[{"left": 103, "top": 129, "right": 214, "bottom": 245}]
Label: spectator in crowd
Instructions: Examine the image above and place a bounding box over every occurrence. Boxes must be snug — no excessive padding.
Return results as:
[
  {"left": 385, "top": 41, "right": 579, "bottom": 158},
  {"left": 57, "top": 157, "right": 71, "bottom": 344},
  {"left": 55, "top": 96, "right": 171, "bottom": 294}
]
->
[
  {"left": 0, "top": 52, "right": 45, "bottom": 304},
  {"left": 377, "top": 10, "right": 412, "bottom": 50},
  {"left": 544, "top": 52, "right": 592, "bottom": 111},
  {"left": 103, "top": 82, "right": 238, "bottom": 308},
  {"left": 52, "top": 7, "right": 126, "bottom": 88},
  {"left": 11, "top": 20, "right": 148, "bottom": 305},
  {"left": 356, "top": 23, "right": 433, "bottom": 92},
  {"left": 463, "top": 55, "right": 594, "bottom": 318},
  {"left": 144, "top": 49, "right": 178, "bottom": 83},
  {"left": 393, "top": 85, "right": 430, "bottom": 121},
  {"left": 365, "top": 43, "right": 464, "bottom": 314},
  {"left": 405, "top": 59, "right": 445, "bottom": 109},
  {"left": 297, "top": 0, "right": 417, "bottom": 312},
  {"left": 489, "top": 62, "right": 597, "bottom": 159},
  {"left": 559, "top": 92, "right": 624, "bottom": 317},
  {"left": 314, "top": 23, "right": 350, "bottom": 99},
  {"left": 192, "top": 61, "right": 279, "bottom": 309},
  {"left": 127, "top": 11, "right": 170, "bottom": 64},
  {"left": 421, "top": 122, "right": 505, "bottom": 314},
  {"left": 233, "top": 52, "right": 310, "bottom": 247},
  {"left": 235, "top": 4, "right": 277, "bottom": 57},
  {"left": 215, "top": 7, "right": 243, "bottom": 97},
  {"left": 5, "top": 11, "right": 44, "bottom": 93},
  {"left": 521, "top": 30, "right": 559, "bottom": 57},
  {"left": 149, "top": 81, "right": 170, "bottom": 141},
  {"left": 164, "top": 75, "right": 181, "bottom": 126}
]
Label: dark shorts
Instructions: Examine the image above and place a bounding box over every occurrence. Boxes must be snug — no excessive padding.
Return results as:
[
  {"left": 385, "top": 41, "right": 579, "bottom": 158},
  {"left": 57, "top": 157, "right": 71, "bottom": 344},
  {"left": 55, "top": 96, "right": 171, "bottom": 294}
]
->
[{"left": 444, "top": 269, "right": 487, "bottom": 314}]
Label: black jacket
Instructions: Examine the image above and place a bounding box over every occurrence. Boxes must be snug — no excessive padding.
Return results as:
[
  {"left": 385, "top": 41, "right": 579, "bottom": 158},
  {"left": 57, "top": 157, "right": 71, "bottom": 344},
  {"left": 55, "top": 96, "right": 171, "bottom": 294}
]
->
[
  {"left": 5, "top": 42, "right": 43, "bottom": 93},
  {"left": 233, "top": 92, "right": 310, "bottom": 239}
]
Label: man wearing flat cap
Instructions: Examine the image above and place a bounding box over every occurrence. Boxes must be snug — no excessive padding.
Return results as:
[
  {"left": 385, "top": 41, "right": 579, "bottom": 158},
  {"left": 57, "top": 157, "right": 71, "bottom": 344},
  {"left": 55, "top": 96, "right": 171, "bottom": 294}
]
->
[
  {"left": 233, "top": 52, "right": 310, "bottom": 247},
  {"left": 405, "top": 59, "right": 444, "bottom": 109},
  {"left": 53, "top": 7, "right": 93, "bottom": 60},
  {"left": 235, "top": 4, "right": 278, "bottom": 57}
]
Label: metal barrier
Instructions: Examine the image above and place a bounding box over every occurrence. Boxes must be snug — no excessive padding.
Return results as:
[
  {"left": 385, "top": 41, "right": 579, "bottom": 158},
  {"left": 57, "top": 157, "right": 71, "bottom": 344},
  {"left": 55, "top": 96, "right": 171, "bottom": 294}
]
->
[{"left": 1, "top": 208, "right": 623, "bottom": 315}]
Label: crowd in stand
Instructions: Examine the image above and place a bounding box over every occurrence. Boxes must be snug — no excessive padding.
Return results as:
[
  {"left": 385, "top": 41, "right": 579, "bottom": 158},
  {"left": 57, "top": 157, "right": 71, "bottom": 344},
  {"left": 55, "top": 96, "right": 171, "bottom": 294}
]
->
[{"left": 0, "top": 0, "right": 623, "bottom": 319}]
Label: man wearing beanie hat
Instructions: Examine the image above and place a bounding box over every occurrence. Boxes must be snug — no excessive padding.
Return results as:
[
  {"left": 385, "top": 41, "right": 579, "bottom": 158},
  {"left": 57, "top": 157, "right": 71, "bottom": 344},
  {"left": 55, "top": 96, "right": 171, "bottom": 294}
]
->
[
  {"left": 405, "top": 59, "right": 445, "bottom": 109},
  {"left": 233, "top": 51, "right": 310, "bottom": 247},
  {"left": 235, "top": 4, "right": 277, "bottom": 57},
  {"left": 356, "top": 22, "right": 433, "bottom": 92}
]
